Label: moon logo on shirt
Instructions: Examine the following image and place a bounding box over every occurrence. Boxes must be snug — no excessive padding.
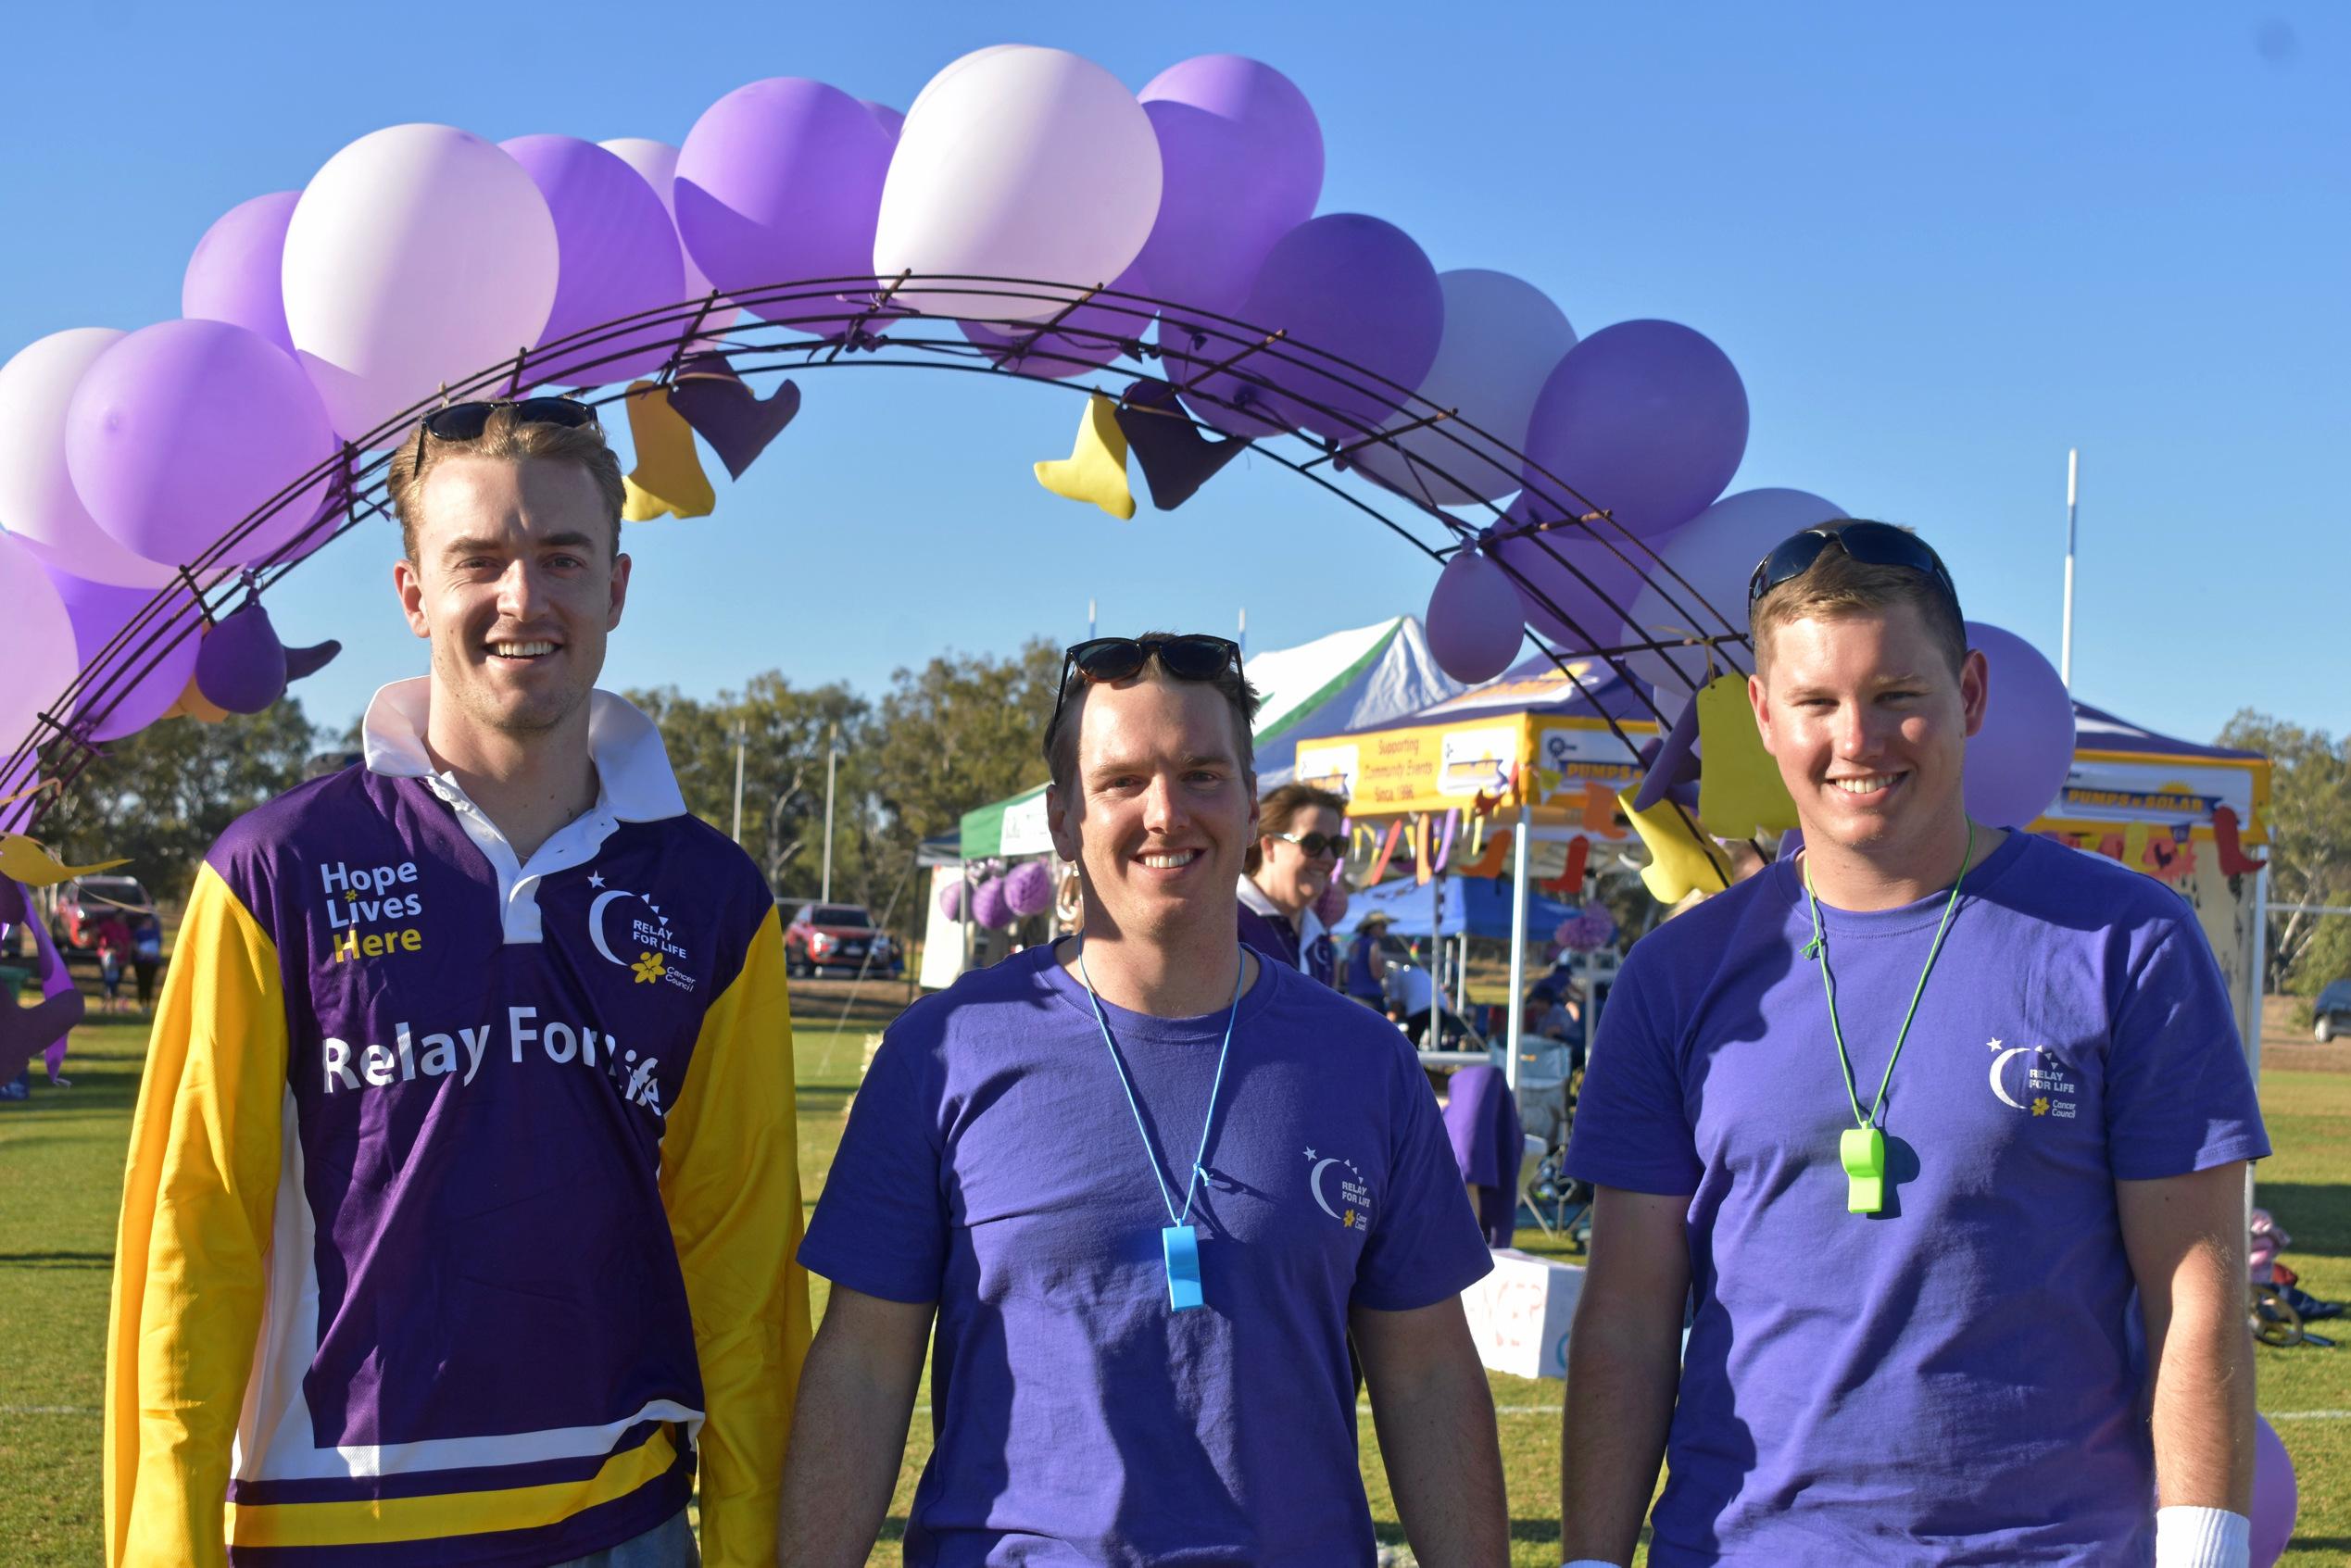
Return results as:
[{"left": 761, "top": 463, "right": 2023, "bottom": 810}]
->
[
  {"left": 587, "top": 889, "right": 639, "bottom": 966},
  {"left": 1308, "top": 1158, "right": 1342, "bottom": 1219},
  {"left": 1988, "top": 1046, "right": 2034, "bottom": 1110}
]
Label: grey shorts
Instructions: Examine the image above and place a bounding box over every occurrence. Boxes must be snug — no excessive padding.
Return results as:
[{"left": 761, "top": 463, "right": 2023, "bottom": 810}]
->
[{"left": 550, "top": 1510, "right": 698, "bottom": 1568}]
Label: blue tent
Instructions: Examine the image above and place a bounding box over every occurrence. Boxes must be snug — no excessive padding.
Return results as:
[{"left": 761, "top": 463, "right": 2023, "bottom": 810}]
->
[{"left": 1330, "top": 872, "right": 1582, "bottom": 943}]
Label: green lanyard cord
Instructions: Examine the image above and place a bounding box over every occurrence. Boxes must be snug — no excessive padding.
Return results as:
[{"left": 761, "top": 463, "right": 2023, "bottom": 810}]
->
[{"left": 1802, "top": 820, "right": 1975, "bottom": 1131}]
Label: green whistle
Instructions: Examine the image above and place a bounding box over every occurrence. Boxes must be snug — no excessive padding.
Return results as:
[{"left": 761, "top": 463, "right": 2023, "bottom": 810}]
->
[{"left": 1840, "top": 1126, "right": 1887, "bottom": 1214}]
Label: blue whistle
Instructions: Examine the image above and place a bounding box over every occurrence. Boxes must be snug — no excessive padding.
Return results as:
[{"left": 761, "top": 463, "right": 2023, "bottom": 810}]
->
[{"left": 1162, "top": 1224, "right": 1204, "bottom": 1311}]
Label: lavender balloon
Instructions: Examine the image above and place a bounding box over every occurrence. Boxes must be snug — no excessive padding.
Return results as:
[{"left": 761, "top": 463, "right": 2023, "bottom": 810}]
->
[
  {"left": 959, "top": 261, "right": 1154, "bottom": 380},
  {"left": 1135, "top": 55, "right": 1323, "bottom": 320},
  {"left": 0, "top": 328, "right": 172, "bottom": 589},
  {"left": 1521, "top": 320, "right": 1748, "bottom": 538},
  {"left": 2252, "top": 1415, "right": 2296, "bottom": 1568},
  {"left": 0, "top": 533, "right": 79, "bottom": 759},
  {"left": 1961, "top": 621, "right": 2075, "bottom": 828},
  {"left": 675, "top": 79, "right": 896, "bottom": 326},
  {"left": 195, "top": 598, "right": 288, "bottom": 715},
  {"left": 500, "top": 135, "right": 686, "bottom": 385},
  {"left": 1425, "top": 549, "right": 1526, "bottom": 684},
  {"left": 44, "top": 570, "right": 204, "bottom": 742},
  {"left": 1487, "top": 493, "right": 1650, "bottom": 653},
  {"left": 971, "top": 877, "right": 1012, "bottom": 930},
  {"left": 182, "top": 192, "right": 300, "bottom": 358},
  {"left": 1003, "top": 859, "right": 1055, "bottom": 918},
  {"left": 1178, "top": 214, "right": 1441, "bottom": 442},
  {"left": 65, "top": 320, "right": 336, "bottom": 570},
  {"left": 1618, "top": 487, "right": 1843, "bottom": 693}
]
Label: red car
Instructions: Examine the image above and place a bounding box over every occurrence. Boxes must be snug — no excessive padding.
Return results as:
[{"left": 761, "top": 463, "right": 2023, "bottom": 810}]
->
[{"left": 782, "top": 903, "right": 899, "bottom": 979}]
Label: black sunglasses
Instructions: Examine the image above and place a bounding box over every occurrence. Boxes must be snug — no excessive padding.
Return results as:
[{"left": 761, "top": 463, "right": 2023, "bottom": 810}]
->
[
  {"left": 1746, "top": 520, "right": 1961, "bottom": 613},
  {"left": 411, "top": 396, "right": 599, "bottom": 477},
  {"left": 1269, "top": 830, "right": 1348, "bottom": 859},
  {"left": 1048, "top": 634, "right": 1245, "bottom": 743}
]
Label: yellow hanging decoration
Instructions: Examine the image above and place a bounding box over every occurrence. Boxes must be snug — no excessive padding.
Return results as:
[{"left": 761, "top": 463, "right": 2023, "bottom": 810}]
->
[
  {"left": 0, "top": 834, "right": 128, "bottom": 887},
  {"left": 1033, "top": 393, "right": 1136, "bottom": 521},
  {"left": 620, "top": 382, "right": 716, "bottom": 521},
  {"left": 1619, "top": 788, "right": 1734, "bottom": 904},
  {"left": 173, "top": 670, "right": 231, "bottom": 724},
  {"left": 1694, "top": 672, "right": 1798, "bottom": 839},
  {"left": 1414, "top": 813, "right": 1433, "bottom": 886}
]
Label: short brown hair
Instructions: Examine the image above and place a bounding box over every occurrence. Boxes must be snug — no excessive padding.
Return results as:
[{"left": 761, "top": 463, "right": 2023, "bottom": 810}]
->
[
  {"left": 1043, "top": 633, "right": 1263, "bottom": 794},
  {"left": 1750, "top": 522, "right": 1967, "bottom": 677},
  {"left": 385, "top": 404, "right": 626, "bottom": 563},
  {"left": 1243, "top": 782, "right": 1349, "bottom": 874}
]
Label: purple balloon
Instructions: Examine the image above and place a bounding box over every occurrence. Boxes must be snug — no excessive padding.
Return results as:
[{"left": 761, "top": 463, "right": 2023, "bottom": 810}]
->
[
  {"left": 1488, "top": 492, "right": 1653, "bottom": 653},
  {"left": 2252, "top": 1415, "right": 2296, "bottom": 1568},
  {"left": 938, "top": 878, "right": 966, "bottom": 922},
  {"left": 1136, "top": 55, "right": 1323, "bottom": 320},
  {"left": 43, "top": 570, "right": 203, "bottom": 742},
  {"left": 182, "top": 192, "right": 300, "bottom": 358},
  {"left": 960, "top": 260, "right": 1155, "bottom": 380},
  {"left": 1177, "top": 214, "right": 1441, "bottom": 442},
  {"left": 1426, "top": 550, "right": 1526, "bottom": 684},
  {"left": 1003, "top": 859, "right": 1055, "bottom": 918},
  {"left": 195, "top": 598, "right": 288, "bottom": 715},
  {"left": 65, "top": 319, "right": 336, "bottom": 571},
  {"left": 861, "top": 101, "right": 905, "bottom": 143},
  {"left": 1521, "top": 320, "right": 1748, "bottom": 538},
  {"left": 675, "top": 78, "right": 897, "bottom": 325},
  {"left": 971, "top": 876, "right": 1012, "bottom": 930},
  {"left": 1961, "top": 621, "right": 2075, "bottom": 828},
  {"left": 500, "top": 135, "right": 688, "bottom": 385}
]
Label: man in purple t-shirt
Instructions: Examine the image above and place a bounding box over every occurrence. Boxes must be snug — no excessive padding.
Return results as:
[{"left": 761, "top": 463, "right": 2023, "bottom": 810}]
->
[
  {"left": 1560, "top": 523, "right": 2267, "bottom": 1568},
  {"left": 781, "top": 633, "right": 1506, "bottom": 1565}
]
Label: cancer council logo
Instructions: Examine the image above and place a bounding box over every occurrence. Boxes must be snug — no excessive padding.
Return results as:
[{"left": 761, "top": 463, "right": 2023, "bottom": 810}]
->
[{"left": 585, "top": 871, "right": 698, "bottom": 995}]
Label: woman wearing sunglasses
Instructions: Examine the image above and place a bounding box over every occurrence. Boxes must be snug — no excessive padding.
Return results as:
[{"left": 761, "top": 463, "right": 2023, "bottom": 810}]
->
[{"left": 1236, "top": 782, "right": 1349, "bottom": 987}]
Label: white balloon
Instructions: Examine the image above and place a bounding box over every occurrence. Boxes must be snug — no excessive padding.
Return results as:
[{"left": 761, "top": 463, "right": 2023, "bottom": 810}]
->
[
  {"left": 0, "top": 329, "right": 172, "bottom": 588},
  {"left": 1354, "top": 270, "right": 1577, "bottom": 508},
  {"left": 283, "top": 124, "right": 559, "bottom": 444},
  {"left": 876, "top": 46, "right": 1163, "bottom": 321},
  {"left": 599, "top": 137, "right": 743, "bottom": 338},
  {"left": 1618, "top": 488, "right": 1846, "bottom": 692},
  {"left": 0, "top": 532, "right": 82, "bottom": 756}
]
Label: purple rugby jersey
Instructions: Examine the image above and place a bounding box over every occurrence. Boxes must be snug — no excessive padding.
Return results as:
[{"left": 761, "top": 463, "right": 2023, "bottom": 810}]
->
[
  {"left": 1566, "top": 830, "right": 2269, "bottom": 1566},
  {"left": 800, "top": 945, "right": 1492, "bottom": 1566}
]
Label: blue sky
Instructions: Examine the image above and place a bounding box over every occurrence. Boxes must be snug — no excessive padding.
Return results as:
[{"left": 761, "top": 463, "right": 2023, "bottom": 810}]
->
[{"left": 4, "top": 2, "right": 2341, "bottom": 745}]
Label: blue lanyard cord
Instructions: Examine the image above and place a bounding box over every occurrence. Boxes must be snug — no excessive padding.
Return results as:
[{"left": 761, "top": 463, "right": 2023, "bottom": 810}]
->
[
  {"left": 1075, "top": 938, "right": 1244, "bottom": 1230},
  {"left": 1801, "top": 821, "right": 1974, "bottom": 1130}
]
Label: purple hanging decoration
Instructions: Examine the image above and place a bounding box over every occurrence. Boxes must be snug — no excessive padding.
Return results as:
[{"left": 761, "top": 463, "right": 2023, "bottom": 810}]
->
[
  {"left": 284, "top": 639, "right": 343, "bottom": 684},
  {"left": 1632, "top": 690, "right": 1704, "bottom": 812},
  {"left": 1113, "top": 379, "right": 1250, "bottom": 510},
  {"left": 665, "top": 354, "right": 802, "bottom": 481},
  {"left": 0, "top": 878, "right": 85, "bottom": 1084},
  {"left": 195, "top": 588, "right": 288, "bottom": 714},
  {"left": 1432, "top": 808, "right": 1460, "bottom": 873}
]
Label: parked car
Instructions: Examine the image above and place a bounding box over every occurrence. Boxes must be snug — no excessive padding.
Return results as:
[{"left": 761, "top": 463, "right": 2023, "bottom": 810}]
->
[
  {"left": 52, "top": 874, "right": 157, "bottom": 951},
  {"left": 782, "top": 902, "right": 899, "bottom": 979},
  {"left": 2315, "top": 980, "right": 2351, "bottom": 1043}
]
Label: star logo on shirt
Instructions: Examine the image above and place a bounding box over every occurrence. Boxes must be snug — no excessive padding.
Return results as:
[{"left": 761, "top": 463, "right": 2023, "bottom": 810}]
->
[
  {"left": 588, "top": 872, "right": 605, "bottom": 889},
  {"left": 1987, "top": 1037, "right": 2003, "bottom": 1051},
  {"left": 1303, "top": 1148, "right": 1317, "bottom": 1161}
]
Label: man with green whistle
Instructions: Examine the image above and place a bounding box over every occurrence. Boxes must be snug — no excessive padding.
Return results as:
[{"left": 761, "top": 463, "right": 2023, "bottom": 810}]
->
[{"left": 1559, "top": 521, "right": 2269, "bottom": 1567}]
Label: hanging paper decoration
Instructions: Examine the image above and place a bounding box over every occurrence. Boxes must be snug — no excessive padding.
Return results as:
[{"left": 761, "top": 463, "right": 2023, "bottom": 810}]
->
[
  {"left": 285, "top": 639, "right": 342, "bottom": 683},
  {"left": 666, "top": 354, "right": 802, "bottom": 480},
  {"left": 1431, "top": 809, "right": 1459, "bottom": 875},
  {"left": 1633, "top": 689, "right": 1704, "bottom": 812},
  {"left": 619, "top": 380, "right": 715, "bottom": 521},
  {"left": 0, "top": 834, "right": 128, "bottom": 886},
  {"left": 1540, "top": 835, "right": 1590, "bottom": 897},
  {"left": 1033, "top": 392, "right": 1135, "bottom": 520},
  {"left": 2212, "top": 806, "right": 2266, "bottom": 876},
  {"left": 1553, "top": 902, "right": 1614, "bottom": 951},
  {"left": 1693, "top": 671, "right": 1796, "bottom": 839},
  {"left": 938, "top": 879, "right": 966, "bottom": 922},
  {"left": 1619, "top": 788, "right": 1732, "bottom": 904},
  {"left": 195, "top": 595, "right": 290, "bottom": 714},
  {"left": 1003, "top": 859, "right": 1055, "bottom": 918},
  {"left": 1113, "top": 379, "right": 1249, "bottom": 510}
]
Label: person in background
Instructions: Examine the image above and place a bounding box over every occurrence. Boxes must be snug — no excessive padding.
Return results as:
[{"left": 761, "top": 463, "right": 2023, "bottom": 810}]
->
[
  {"left": 92, "top": 910, "right": 132, "bottom": 1016},
  {"left": 1345, "top": 908, "right": 1392, "bottom": 1009},
  {"left": 1237, "top": 782, "right": 1347, "bottom": 985},
  {"left": 129, "top": 914, "right": 162, "bottom": 1016}
]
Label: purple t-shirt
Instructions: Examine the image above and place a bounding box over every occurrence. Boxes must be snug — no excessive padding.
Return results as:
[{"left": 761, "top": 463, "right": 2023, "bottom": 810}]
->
[
  {"left": 1566, "top": 831, "right": 2268, "bottom": 1566},
  {"left": 799, "top": 944, "right": 1492, "bottom": 1566}
]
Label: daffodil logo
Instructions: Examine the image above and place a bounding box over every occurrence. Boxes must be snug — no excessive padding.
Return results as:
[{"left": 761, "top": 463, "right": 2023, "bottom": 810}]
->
[
  {"left": 631, "top": 951, "right": 666, "bottom": 985},
  {"left": 585, "top": 872, "right": 699, "bottom": 995},
  {"left": 2031, "top": 1096, "right": 2050, "bottom": 1117}
]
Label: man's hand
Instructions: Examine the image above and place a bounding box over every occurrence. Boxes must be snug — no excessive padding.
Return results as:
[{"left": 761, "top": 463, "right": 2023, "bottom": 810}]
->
[
  {"left": 1560, "top": 1186, "right": 1691, "bottom": 1566},
  {"left": 1353, "top": 1297, "right": 1509, "bottom": 1568},
  {"left": 2118, "top": 1161, "right": 2255, "bottom": 1515},
  {"left": 775, "top": 1284, "right": 934, "bottom": 1567}
]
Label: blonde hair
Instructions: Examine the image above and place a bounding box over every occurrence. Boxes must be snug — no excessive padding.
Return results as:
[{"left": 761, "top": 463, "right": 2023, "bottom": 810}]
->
[
  {"left": 385, "top": 404, "right": 626, "bottom": 562},
  {"left": 1750, "top": 533, "right": 1966, "bottom": 677}
]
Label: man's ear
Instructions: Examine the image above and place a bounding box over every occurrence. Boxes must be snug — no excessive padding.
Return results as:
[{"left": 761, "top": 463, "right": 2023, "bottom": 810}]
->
[
  {"left": 606, "top": 551, "right": 631, "bottom": 631},
  {"left": 1959, "top": 647, "right": 1991, "bottom": 739},
  {"left": 393, "top": 558, "right": 430, "bottom": 640},
  {"left": 1046, "top": 782, "right": 1080, "bottom": 865},
  {"left": 1747, "top": 671, "right": 1775, "bottom": 756}
]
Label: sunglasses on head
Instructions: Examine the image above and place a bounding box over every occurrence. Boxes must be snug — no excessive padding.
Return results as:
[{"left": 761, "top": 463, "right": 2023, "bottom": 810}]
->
[
  {"left": 1048, "top": 634, "right": 1245, "bottom": 743},
  {"left": 1746, "top": 521, "right": 1961, "bottom": 613},
  {"left": 1269, "top": 829, "right": 1347, "bottom": 860},
  {"left": 410, "top": 396, "right": 599, "bottom": 478}
]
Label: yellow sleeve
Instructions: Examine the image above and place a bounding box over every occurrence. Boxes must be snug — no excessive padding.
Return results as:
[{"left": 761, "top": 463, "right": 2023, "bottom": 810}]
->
[
  {"left": 104, "top": 862, "right": 289, "bottom": 1568},
  {"left": 660, "top": 903, "right": 813, "bottom": 1568}
]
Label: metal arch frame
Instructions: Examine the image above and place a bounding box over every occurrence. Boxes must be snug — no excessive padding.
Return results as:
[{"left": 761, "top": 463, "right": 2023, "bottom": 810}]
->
[{"left": 4, "top": 274, "right": 1761, "bottom": 886}]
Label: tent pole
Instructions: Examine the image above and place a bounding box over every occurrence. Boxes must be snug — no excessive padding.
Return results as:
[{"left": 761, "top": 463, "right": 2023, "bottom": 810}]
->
[
  {"left": 1505, "top": 805, "right": 1530, "bottom": 1097},
  {"left": 1428, "top": 870, "right": 1442, "bottom": 1048}
]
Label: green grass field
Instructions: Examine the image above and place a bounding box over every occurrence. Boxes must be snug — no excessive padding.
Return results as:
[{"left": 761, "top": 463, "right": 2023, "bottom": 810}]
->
[{"left": 4, "top": 1012, "right": 2345, "bottom": 1564}]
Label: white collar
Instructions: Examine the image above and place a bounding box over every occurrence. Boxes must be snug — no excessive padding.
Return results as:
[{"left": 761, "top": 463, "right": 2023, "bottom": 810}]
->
[
  {"left": 1236, "top": 875, "right": 1328, "bottom": 954},
  {"left": 360, "top": 677, "right": 687, "bottom": 823}
]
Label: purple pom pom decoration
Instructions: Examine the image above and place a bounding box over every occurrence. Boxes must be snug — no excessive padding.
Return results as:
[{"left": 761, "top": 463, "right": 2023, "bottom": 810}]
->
[
  {"left": 971, "top": 877, "right": 1012, "bottom": 930},
  {"left": 1004, "top": 859, "right": 1055, "bottom": 918},
  {"left": 938, "top": 879, "right": 966, "bottom": 922}
]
